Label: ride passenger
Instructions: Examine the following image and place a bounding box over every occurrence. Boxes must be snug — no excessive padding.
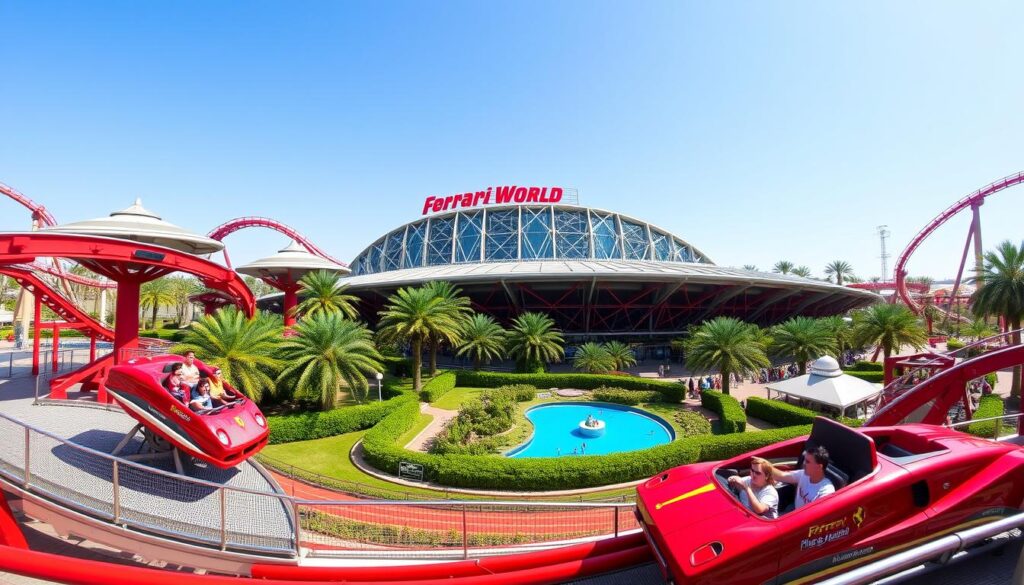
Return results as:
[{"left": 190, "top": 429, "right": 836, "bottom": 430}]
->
[
  {"left": 727, "top": 456, "right": 779, "bottom": 519},
  {"left": 776, "top": 445, "right": 835, "bottom": 509},
  {"left": 189, "top": 378, "right": 214, "bottom": 412},
  {"left": 207, "top": 367, "right": 229, "bottom": 403},
  {"left": 180, "top": 351, "right": 202, "bottom": 389},
  {"left": 162, "top": 362, "right": 189, "bottom": 403}
]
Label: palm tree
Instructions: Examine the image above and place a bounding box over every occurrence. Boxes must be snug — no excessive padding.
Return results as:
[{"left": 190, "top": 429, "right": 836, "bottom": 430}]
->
[
  {"left": 573, "top": 342, "right": 615, "bottom": 374},
  {"left": 770, "top": 317, "right": 838, "bottom": 375},
  {"left": 604, "top": 340, "right": 637, "bottom": 370},
  {"left": 742, "top": 265, "right": 759, "bottom": 272},
  {"left": 243, "top": 275, "right": 277, "bottom": 299},
  {"left": 140, "top": 278, "right": 174, "bottom": 329},
  {"left": 293, "top": 269, "right": 359, "bottom": 320},
  {"left": 961, "top": 318, "right": 996, "bottom": 342},
  {"left": 684, "top": 317, "right": 769, "bottom": 395},
  {"left": 792, "top": 266, "right": 813, "bottom": 278},
  {"left": 377, "top": 286, "right": 465, "bottom": 391},
  {"left": 176, "top": 308, "right": 283, "bottom": 403},
  {"left": 422, "top": 281, "right": 471, "bottom": 375},
  {"left": 506, "top": 312, "right": 565, "bottom": 373},
  {"left": 277, "top": 312, "right": 383, "bottom": 409},
  {"left": 820, "top": 315, "right": 853, "bottom": 353},
  {"left": 455, "top": 314, "right": 506, "bottom": 370},
  {"left": 852, "top": 303, "right": 927, "bottom": 362},
  {"left": 824, "top": 261, "right": 855, "bottom": 286},
  {"left": 970, "top": 240, "right": 1024, "bottom": 397},
  {"left": 168, "top": 276, "right": 202, "bottom": 325},
  {"left": 772, "top": 261, "right": 794, "bottom": 275}
]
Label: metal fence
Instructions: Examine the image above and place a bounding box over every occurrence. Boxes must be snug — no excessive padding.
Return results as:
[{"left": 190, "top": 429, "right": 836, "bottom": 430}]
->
[
  {"left": 1, "top": 347, "right": 110, "bottom": 380},
  {"left": 0, "top": 410, "right": 637, "bottom": 560}
]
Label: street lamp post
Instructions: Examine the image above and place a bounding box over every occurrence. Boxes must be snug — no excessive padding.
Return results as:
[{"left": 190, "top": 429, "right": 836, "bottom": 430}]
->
[{"left": 376, "top": 372, "right": 384, "bottom": 401}]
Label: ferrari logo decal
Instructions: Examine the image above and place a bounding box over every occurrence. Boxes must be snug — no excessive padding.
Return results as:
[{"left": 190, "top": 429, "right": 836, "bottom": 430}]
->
[
  {"left": 852, "top": 506, "right": 865, "bottom": 528},
  {"left": 234, "top": 416, "right": 245, "bottom": 428},
  {"left": 655, "top": 482, "right": 716, "bottom": 510}
]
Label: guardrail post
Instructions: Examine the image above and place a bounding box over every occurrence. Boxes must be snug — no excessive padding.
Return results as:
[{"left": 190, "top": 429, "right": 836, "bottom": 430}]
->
[
  {"left": 613, "top": 505, "right": 620, "bottom": 537},
  {"left": 23, "top": 428, "right": 30, "bottom": 487},
  {"left": 219, "top": 488, "right": 227, "bottom": 550},
  {"left": 462, "top": 504, "right": 469, "bottom": 559},
  {"left": 112, "top": 461, "right": 120, "bottom": 523},
  {"left": 293, "top": 501, "right": 302, "bottom": 558}
]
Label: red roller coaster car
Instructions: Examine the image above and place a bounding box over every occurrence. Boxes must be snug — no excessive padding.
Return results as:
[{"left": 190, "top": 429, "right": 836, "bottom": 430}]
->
[
  {"left": 105, "top": 355, "right": 269, "bottom": 469},
  {"left": 636, "top": 417, "right": 1024, "bottom": 584}
]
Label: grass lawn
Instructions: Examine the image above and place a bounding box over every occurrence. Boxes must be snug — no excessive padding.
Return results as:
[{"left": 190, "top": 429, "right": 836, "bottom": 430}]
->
[
  {"left": 431, "top": 387, "right": 486, "bottom": 410},
  {"left": 398, "top": 413, "right": 433, "bottom": 447}
]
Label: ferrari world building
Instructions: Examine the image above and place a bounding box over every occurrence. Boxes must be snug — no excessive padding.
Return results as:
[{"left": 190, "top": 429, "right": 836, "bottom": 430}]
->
[{"left": 274, "top": 201, "right": 880, "bottom": 344}]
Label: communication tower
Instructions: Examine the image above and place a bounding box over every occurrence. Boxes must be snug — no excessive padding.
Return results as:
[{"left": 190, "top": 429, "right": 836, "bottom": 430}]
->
[{"left": 877, "top": 225, "right": 891, "bottom": 280}]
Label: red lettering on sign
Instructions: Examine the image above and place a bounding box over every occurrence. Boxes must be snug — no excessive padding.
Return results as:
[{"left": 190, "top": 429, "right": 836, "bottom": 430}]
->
[
  {"left": 422, "top": 197, "right": 436, "bottom": 215},
  {"left": 527, "top": 187, "right": 540, "bottom": 202},
  {"left": 432, "top": 198, "right": 444, "bottom": 213},
  {"left": 551, "top": 187, "right": 563, "bottom": 203},
  {"left": 420, "top": 186, "right": 567, "bottom": 215},
  {"left": 513, "top": 187, "right": 527, "bottom": 203},
  {"left": 495, "top": 186, "right": 515, "bottom": 204}
]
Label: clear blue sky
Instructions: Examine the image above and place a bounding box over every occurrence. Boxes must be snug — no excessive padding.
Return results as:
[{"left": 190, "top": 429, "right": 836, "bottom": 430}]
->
[{"left": 2, "top": 1, "right": 1022, "bottom": 281}]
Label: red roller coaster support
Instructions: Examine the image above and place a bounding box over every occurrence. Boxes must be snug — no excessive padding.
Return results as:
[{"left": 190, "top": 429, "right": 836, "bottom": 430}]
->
[
  {"left": 207, "top": 216, "right": 347, "bottom": 269},
  {"left": 895, "top": 171, "right": 1024, "bottom": 313}
]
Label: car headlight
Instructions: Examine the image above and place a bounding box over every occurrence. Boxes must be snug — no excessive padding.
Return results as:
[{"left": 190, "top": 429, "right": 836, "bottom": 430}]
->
[
  {"left": 254, "top": 413, "right": 266, "bottom": 428},
  {"left": 216, "top": 430, "right": 230, "bottom": 446}
]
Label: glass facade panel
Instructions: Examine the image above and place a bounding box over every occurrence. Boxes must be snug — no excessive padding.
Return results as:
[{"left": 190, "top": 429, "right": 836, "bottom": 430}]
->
[
  {"left": 382, "top": 229, "right": 405, "bottom": 272},
  {"left": 455, "top": 212, "right": 483, "bottom": 263},
  {"left": 554, "top": 210, "right": 589, "bottom": 259},
  {"left": 485, "top": 209, "right": 519, "bottom": 261},
  {"left": 590, "top": 212, "right": 622, "bottom": 260},
  {"left": 427, "top": 217, "right": 454, "bottom": 266},
  {"left": 622, "top": 221, "right": 650, "bottom": 260},
  {"left": 403, "top": 221, "right": 426, "bottom": 269},
  {"left": 366, "top": 240, "right": 384, "bottom": 274},
  {"left": 651, "top": 230, "right": 672, "bottom": 261},
  {"left": 672, "top": 238, "right": 694, "bottom": 262},
  {"left": 521, "top": 208, "right": 554, "bottom": 259}
]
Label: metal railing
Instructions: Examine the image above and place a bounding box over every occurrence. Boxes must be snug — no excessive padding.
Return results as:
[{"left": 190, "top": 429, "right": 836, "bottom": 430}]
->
[
  {"left": 945, "top": 412, "right": 1022, "bottom": 440},
  {"left": 0, "top": 409, "right": 637, "bottom": 560},
  {"left": 2, "top": 347, "right": 110, "bottom": 380}
]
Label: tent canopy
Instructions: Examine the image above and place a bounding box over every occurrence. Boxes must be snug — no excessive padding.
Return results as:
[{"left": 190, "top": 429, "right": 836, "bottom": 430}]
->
[{"left": 766, "top": 356, "right": 881, "bottom": 412}]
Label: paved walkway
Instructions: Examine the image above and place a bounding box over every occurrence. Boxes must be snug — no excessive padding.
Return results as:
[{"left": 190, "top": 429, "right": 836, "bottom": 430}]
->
[{"left": 403, "top": 403, "right": 454, "bottom": 452}]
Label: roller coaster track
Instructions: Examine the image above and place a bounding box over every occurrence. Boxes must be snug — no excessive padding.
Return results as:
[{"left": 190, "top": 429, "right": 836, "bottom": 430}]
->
[
  {"left": 0, "top": 266, "right": 114, "bottom": 342},
  {"left": 207, "top": 216, "right": 347, "bottom": 269},
  {"left": 894, "top": 171, "right": 1024, "bottom": 313}
]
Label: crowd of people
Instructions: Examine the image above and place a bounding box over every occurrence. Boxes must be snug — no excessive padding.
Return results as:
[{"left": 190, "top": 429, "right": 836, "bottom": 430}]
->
[{"left": 161, "top": 351, "right": 233, "bottom": 413}]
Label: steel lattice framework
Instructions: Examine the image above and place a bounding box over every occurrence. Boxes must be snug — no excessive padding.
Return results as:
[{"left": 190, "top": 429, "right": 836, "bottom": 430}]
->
[{"left": 207, "top": 216, "right": 347, "bottom": 269}]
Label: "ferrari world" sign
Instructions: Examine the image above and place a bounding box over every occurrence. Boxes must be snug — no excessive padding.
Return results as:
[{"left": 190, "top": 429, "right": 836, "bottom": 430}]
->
[{"left": 421, "top": 186, "right": 565, "bottom": 215}]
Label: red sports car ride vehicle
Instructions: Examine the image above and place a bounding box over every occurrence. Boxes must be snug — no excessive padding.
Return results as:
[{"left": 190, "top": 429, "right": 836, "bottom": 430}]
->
[
  {"left": 636, "top": 416, "right": 1024, "bottom": 584},
  {"left": 105, "top": 354, "right": 269, "bottom": 469}
]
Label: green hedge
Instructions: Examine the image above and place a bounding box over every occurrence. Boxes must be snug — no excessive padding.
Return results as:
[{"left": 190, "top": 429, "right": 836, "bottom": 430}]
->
[
  {"left": 419, "top": 372, "right": 457, "bottom": 402},
  {"left": 592, "top": 387, "right": 662, "bottom": 405},
  {"left": 675, "top": 411, "right": 713, "bottom": 437},
  {"left": 454, "top": 371, "right": 684, "bottom": 402},
  {"left": 700, "top": 391, "right": 746, "bottom": 434},
  {"left": 267, "top": 383, "right": 415, "bottom": 444},
  {"left": 945, "top": 338, "right": 965, "bottom": 351},
  {"left": 483, "top": 385, "right": 536, "bottom": 402},
  {"left": 846, "top": 361, "right": 883, "bottom": 372},
  {"left": 139, "top": 329, "right": 188, "bottom": 342},
  {"left": 746, "top": 397, "right": 816, "bottom": 427},
  {"left": 360, "top": 399, "right": 811, "bottom": 490},
  {"left": 845, "top": 370, "right": 885, "bottom": 383},
  {"left": 966, "top": 395, "right": 1008, "bottom": 438}
]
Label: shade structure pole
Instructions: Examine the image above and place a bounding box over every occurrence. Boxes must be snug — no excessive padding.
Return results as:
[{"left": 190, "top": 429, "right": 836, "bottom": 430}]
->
[
  {"left": 31, "top": 295, "right": 41, "bottom": 376},
  {"left": 113, "top": 277, "right": 141, "bottom": 364},
  {"left": 282, "top": 284, "right": 299, "bottom": 328}
]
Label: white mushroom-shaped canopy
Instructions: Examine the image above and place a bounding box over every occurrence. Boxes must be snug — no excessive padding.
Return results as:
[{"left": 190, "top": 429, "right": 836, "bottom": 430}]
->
[
  {"left": 43, "top": 199, "right": 225, "bottom": 255},
  {"left": 235, "top": 240, "right": 349, "bottom": 279},
  {"left": 808, "top": 355, "right": 843, "bottom": 378}
]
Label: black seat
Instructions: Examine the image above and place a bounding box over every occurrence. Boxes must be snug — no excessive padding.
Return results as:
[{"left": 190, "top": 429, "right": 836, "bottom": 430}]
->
[{"left": 805, "top": 417, "right": 877, "bottom": 486}]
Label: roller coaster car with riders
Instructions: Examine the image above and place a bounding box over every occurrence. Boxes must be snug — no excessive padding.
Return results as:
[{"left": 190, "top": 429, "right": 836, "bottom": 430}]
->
[
  {"left": 105, "top": 355, "right": 269, "bottom": 469},
  {"left": 636, "top": 416, "right": 1024, "bottom": 584}
]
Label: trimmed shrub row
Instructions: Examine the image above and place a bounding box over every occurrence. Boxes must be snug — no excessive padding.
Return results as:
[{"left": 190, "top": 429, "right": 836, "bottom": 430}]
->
[
  {"left": 966, "top": 395, "right": 1008, "bottom": 438},
  {"left": 845, "top": 370, "right": 884, "bottom": 383},
  {"left": 846, "top": 361, "right": 883, "bottom": 372},
  {"left": 592, "top": 387, "right": 662, "bottom": 405},
  {"left": 700, "top": 391, "right": 746, "bottom": 433},
  {"left": 360, "top": 399, "right": 811, "bottom": 490},
  {"left": 454, "top": 371, "right": 685, "bottom": 402},
  {"left": 483, "top": 384, "right": 536, "bottom": 402},
  {"left": 267, "top": 382, "right": 415, "bottom": 444},
  {"left": 675, "top": 411, "right": 713, "bottom": 437},
  {"left": 746, "top": 397, "right": 864, "bottom": 428},
  {"left": 419, "top": 372, "right": 457, "bottom": 402}
]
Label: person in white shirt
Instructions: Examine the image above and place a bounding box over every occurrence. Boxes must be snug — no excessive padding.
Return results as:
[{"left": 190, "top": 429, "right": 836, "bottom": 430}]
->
[
  {"left": 180, "top": 351, "right": 201, "bottom": 389},
  {"left": 728, "top": 456, "right": 779, "bottom": 519},
  {"left": 777, "top": 445, "right": 835, "bottom": 509}
]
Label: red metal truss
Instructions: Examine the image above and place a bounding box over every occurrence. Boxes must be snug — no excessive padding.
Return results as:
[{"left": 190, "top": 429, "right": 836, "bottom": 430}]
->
[
  {"left": 0, "top": 266, "right": 114, "bottom": 342},
  {"left": 207, "top": 216, "right": 347, "bottom": 269},
  {"left": 894, "top": 171, "right": 1024, "bottom": 312}
]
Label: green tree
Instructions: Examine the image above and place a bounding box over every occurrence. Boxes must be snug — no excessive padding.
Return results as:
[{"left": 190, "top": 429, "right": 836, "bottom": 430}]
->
[
  {"left": 377, "top": 286, "right": 465, "bottom": 391},
  {"left": 422, "top": 281, "right": 471, "bottom": 375},
  {"left": 772, "top": 261, "right": 794, "bottom": 275},
  {"left": 603, "top": 340, "right": 637, "bottom": 370},
  {"left": 572, "top": 342, "right": 615, "bottom": 374},
  {"left": 293, "top": 269, "right": 359, "bottom": 320},
  {"left": 970, "top": 240, "right": 1024, "bottom": 397},
  {"left": 455, "top": 314, "right": 506, "bottom": 370},
  {"left": 243, "top": 275, "right": 277, "bottom": 299},
  {"left": 742, "top": 265, "right": 759, "bottom": 272},
  {"left": 961, "top": 318, "right": 996, "bottom": 342},
  {"left": 684, "top": 317, "right": 769, "bottom": 395},
  {"left": 140, "top": 278, "right": 174, "bottom": 329},
  {"left": 277, "top": 312, "right": 383, "bottom": 409},
  {"left": 852, "top": 303, "right": 927, "bottom": 362},
  {"left": 506, "top": 312, "right": 565, "bottom": 373},
  {"left": 792, "top": 266, "right": 813, "bottom": 278},
  {"left": 824, "top": 260, "right": 855, "bottom": 286},
  {"left": 770, "top": 317, "right": 838, "bottom": 375},
  {"left": 168, "top": 276, "right": 202, "bottom": 325},
  {"left": 820, "top": 315, "right": 853, "bottom": 353},
  {"left": 176, "top": 308, "right": 283, "bottom": 403}
]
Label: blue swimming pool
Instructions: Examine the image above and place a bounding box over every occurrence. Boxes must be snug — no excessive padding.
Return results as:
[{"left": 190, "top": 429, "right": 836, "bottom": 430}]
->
[{"left": 505, "top": 402, "right": 674, "bottom": 458}]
